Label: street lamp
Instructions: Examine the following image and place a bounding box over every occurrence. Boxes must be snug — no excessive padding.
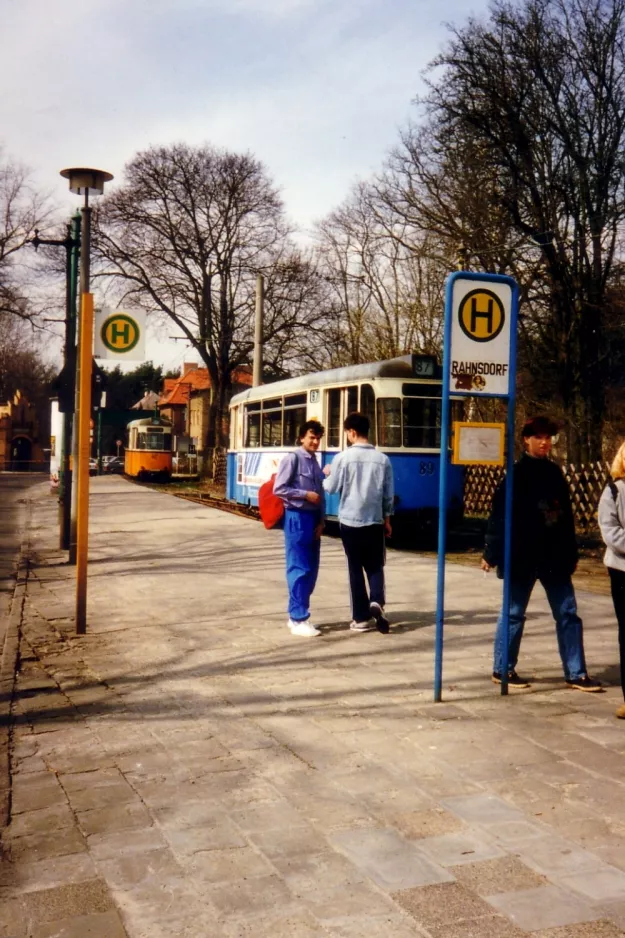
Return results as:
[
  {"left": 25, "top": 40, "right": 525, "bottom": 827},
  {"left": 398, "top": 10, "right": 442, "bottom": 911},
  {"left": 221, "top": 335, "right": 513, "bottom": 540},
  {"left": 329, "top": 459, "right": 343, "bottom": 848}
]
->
[{"left": 60, "top": 167, "right": 113, "bottom": 634}]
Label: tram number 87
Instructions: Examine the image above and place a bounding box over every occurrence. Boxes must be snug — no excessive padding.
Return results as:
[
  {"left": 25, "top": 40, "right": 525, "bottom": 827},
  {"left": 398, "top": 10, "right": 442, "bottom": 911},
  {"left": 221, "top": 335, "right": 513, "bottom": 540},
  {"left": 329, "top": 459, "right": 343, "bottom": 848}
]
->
[{"left": 419, "top": 461, "right": 435, "bottom": 476}]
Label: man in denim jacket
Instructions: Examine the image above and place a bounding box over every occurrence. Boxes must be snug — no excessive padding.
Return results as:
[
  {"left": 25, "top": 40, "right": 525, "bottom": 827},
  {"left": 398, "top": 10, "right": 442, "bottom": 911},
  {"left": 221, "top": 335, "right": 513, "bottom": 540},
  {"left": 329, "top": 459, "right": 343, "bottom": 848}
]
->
[
  {"left": 323, "top": 412, "right": 394, "bottom": 633},
  {"left": 274, "top": 420, "right": 325, "bottom": 637}
]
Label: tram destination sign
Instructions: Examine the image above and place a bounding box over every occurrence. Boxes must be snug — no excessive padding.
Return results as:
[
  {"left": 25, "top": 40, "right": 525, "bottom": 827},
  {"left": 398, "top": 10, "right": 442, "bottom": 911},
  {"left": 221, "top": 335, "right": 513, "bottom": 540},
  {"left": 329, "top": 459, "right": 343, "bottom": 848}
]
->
[{"left": 449, "top": 278, "right": 513, "bottom": 396}]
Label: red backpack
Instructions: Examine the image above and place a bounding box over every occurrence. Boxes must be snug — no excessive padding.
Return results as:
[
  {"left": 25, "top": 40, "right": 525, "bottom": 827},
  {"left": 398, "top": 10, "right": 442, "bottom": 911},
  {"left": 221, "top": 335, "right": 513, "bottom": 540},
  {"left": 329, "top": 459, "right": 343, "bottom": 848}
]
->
[{"left": 258, "top": 454, "right": 296, "bottom": 529}]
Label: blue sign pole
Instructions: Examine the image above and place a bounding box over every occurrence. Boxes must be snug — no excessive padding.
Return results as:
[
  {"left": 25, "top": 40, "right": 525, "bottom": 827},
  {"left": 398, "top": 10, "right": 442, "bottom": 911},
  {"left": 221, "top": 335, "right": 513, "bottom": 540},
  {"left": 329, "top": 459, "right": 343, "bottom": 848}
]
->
[
  {"left": 434, "top": 274, "right": 455, "bottom": 703},
  {"left": 434, "top": 271, "right": 519, "bottom": 703}
]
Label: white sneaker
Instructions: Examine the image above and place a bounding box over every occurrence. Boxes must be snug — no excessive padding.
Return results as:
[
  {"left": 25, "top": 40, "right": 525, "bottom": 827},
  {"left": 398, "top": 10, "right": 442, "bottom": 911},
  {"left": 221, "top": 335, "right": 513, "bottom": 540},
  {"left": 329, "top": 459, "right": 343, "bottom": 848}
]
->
[
  {"left": 288, "top": 619, "right": 321, "bottom": 637},
  {"left": 349, "top": 620, "right": 374, "bottom": 632}
]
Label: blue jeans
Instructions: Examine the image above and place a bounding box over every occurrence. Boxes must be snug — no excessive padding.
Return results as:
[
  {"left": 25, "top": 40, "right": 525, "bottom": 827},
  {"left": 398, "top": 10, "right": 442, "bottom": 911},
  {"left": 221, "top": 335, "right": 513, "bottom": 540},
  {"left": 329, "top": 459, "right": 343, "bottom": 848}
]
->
[
  {"left": 493, "top": 573, "right": 587, "bottom": 680},
  {"left": 284, "top": 509, "right": 321, "bottom": 621}
]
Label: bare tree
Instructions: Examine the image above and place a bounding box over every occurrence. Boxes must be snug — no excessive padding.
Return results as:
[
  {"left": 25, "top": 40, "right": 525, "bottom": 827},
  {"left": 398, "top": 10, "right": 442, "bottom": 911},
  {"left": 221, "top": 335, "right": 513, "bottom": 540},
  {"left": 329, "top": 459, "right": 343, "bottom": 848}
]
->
[
  {"left": 0, "top": 149, "right": 52, "bottom": 322},
  {"left": 95, "top": 143, "right": 324, "bottom": 444},
  {"left": 411, "top": 0, "right": 625, "bottom": 461},
  {"left": 315, "top": 181, "right": 449, "bottom": 365}
]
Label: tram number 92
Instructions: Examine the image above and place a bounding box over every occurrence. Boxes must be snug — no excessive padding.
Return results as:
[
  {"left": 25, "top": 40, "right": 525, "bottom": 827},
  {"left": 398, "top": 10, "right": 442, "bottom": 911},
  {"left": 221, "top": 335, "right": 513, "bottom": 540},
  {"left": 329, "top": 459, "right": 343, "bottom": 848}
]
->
[{"left": 419, "top": 461, "right": 435, "bottom": 476}]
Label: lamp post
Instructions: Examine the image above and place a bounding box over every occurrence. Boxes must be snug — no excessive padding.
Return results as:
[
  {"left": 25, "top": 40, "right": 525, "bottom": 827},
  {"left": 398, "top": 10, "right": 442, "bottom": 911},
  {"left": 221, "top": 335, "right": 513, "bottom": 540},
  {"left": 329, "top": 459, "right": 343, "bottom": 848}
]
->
[{"left": 60, "top": 167, "right": 113, "bottom": 634}]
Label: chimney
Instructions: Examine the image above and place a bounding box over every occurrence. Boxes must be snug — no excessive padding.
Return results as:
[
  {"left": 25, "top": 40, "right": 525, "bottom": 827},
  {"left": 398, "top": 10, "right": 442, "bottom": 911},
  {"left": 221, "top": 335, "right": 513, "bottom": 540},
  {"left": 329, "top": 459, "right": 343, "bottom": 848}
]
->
[{"left": 182, "top": 362, "right": 198, "bottom": 376}]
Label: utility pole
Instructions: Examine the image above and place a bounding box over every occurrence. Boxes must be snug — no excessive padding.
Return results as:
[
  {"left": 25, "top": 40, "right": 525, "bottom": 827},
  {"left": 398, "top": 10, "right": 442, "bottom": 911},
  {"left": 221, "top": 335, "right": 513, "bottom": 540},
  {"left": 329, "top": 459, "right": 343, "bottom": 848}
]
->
[{"left": 253, "top": 274, "right": 264, "bottom": 387}]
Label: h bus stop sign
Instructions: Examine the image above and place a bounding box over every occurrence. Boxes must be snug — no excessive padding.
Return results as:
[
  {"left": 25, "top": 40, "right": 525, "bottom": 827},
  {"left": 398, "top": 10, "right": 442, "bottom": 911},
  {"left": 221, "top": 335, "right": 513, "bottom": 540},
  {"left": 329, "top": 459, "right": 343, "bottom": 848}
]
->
[{"left": 435, "top": 272, "right": 519, "bottom": 702}]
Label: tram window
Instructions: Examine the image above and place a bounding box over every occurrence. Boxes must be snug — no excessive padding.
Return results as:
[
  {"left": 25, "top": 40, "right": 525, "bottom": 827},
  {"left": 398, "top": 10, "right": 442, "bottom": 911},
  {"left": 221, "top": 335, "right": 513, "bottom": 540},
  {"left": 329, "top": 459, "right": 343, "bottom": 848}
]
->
[
  {"left": 263, "top": 398, "right": 281, "bottom": 410},
  {"left": 377, "top": 398, "right": 402, "bottom": 447},
  {"left": 402, "top": 382, "right": 441, "bottom": 397},
  {"left": 163, "top": 433, "right": 172, "bottom": 452},
  {"left": 347, "top": 386, "right": 358, "bottom": 415},
  {"left": 262, "top": 407, "right": 282, "bottom": 446},
  {"left": 246, "top": 401, "right": 261, "bottom": 411},
  {"left": 283, "top": 402, "right": 307, "bottom": 446},
  {"left": 361, "top": 384, "right": 376, "bottom": 444},
  {"left": 402, "top": 397, "right": 441, "bottom": 448},
  {"left": 145, "top": 430, "right": 166, "bottom": 451},
  {"left": 246, "top": 411, "right": 260, "bottom": 447},
  {"left": 327, "top": 388, "right": 342, "bottom": 447}
]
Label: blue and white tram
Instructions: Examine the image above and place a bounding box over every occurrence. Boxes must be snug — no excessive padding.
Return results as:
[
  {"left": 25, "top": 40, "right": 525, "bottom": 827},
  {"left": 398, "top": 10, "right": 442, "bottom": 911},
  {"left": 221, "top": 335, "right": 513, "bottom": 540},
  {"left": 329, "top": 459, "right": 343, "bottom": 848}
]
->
[{"left": 227, "top": 355, "right": 464, "bottom": 531}]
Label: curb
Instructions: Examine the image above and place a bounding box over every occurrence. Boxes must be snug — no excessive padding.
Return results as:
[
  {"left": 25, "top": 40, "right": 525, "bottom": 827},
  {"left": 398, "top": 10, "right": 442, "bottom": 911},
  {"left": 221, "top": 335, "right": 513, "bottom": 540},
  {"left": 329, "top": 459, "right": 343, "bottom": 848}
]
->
[{"left": 0, "top": 547, "right": 29, "bottom": 833}]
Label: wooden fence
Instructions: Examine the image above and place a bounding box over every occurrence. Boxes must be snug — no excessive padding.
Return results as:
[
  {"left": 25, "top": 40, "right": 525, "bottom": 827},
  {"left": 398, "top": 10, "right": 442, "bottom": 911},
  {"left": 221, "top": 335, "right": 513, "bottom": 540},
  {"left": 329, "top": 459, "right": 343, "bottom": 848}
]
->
[{"left": 464, "top": 461, "right": 611, "bottom": 534}]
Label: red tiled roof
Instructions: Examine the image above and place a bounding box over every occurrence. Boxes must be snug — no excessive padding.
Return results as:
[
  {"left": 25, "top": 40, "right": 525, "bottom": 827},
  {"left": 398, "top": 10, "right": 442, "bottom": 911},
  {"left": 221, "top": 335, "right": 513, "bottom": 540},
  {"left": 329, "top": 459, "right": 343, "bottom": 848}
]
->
[{"left": 159, "top": 365, "right": 253, "bottom": 407}]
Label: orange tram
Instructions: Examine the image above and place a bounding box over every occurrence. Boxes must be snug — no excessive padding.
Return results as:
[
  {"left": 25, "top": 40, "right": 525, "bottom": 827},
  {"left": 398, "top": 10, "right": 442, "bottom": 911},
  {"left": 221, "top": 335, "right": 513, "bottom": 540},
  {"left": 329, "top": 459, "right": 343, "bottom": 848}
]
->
[{"left": 124, "top": 416, "right": 173, "bottom": 481}]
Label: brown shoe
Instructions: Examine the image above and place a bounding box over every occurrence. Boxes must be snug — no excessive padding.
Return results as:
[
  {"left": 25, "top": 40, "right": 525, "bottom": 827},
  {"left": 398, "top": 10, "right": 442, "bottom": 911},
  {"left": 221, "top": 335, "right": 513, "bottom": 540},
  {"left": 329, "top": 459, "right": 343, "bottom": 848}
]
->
[
  {"left": 565, "top": 675, "right": 603, "bottom": 693},
  {"left": 616, "top": 703, "right": 625, "bottom": 719}
]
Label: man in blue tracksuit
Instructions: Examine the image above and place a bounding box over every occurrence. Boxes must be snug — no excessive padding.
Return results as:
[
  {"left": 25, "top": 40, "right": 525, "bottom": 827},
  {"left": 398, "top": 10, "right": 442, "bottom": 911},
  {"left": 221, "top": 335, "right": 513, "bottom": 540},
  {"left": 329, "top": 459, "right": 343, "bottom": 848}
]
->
[
  {"left": 273, "top": 420, "right": 325, "bottom": 637},
  {"left": 323, "top": 412, "right": 394, "bottom": 633}
]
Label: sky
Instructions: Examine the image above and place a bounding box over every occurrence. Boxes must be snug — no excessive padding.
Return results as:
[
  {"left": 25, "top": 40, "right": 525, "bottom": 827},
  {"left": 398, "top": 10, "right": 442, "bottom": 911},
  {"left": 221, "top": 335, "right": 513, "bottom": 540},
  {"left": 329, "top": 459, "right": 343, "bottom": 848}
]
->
[{"left": 2, "top": 0, "right": 490, "bottom": 372}]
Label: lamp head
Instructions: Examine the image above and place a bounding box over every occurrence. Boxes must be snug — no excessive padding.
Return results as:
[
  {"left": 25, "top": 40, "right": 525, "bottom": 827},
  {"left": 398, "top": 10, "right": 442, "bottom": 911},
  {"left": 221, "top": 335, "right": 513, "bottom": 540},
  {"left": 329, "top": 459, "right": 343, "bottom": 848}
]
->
[{"left": 60, "top": 167, "right": 113, "bottom": 196}]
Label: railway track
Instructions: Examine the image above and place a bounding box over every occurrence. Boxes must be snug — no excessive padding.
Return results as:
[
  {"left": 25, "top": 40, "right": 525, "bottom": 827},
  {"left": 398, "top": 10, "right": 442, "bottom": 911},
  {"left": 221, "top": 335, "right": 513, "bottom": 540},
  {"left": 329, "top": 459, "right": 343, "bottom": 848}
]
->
[{"left": 170, "top": 489, "right": 260, "bottom": 521}]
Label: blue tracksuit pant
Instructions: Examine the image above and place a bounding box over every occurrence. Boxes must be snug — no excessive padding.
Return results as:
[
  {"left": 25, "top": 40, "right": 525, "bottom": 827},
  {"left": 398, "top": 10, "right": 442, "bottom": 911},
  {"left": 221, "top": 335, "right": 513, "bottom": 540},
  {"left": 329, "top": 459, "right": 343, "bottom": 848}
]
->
[{"left": 284, "top": 508, "right": 320, "bottom": 621}]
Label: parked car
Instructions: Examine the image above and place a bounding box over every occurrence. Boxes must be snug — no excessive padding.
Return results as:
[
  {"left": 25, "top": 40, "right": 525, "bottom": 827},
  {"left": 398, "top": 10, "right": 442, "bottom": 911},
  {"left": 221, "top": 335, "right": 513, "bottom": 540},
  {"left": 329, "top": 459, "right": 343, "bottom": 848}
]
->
[
  {"left": 103, "top": 456, "right": 124, "bottom": 474},
  {"left": 88, "top": 458, "right": 98, "bottom": 476}
]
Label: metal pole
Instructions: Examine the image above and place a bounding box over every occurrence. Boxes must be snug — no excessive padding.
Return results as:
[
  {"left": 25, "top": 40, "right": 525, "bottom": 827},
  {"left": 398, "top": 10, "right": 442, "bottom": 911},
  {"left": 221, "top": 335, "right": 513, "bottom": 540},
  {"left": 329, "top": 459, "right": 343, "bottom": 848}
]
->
[
  {"left": 75, "top": 194, "right": 92, "bottom": 633},
  {"left": 61, "top": 213, "right": 80, "bottom": 550},
  {"left": 75, "top": 292, "right": 93, "bottom": 633},
  {"left": 253, "top": 274, "right": 264, "bottom": 387},
  {"left": 434, "top": 273, "right": 455, "bottom": 702}
]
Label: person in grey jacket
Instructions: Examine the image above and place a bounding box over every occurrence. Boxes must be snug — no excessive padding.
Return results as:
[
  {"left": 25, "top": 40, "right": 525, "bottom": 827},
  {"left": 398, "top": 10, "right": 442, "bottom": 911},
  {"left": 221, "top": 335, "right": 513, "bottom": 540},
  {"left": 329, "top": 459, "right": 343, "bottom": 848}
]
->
[
  {"left": 323, "top": 412, "right": 394, "bottom": 633},
  {"left": 598, "top": 441, "right": 625, "bottom": 719}
]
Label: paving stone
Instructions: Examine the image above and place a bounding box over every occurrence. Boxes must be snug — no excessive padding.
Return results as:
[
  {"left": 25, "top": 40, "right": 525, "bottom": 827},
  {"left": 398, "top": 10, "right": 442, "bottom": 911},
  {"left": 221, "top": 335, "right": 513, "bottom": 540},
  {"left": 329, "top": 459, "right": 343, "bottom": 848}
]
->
[
  {"left": 11, "top": 780, "right": 68, "bottom": 814},
  {"left": 76, "top": 802, "right": 153, "bottom": 836},
  {"left": 18, "top": 878, "right": 113, "bottom": 924},
  {"left": 426, "top": 917, "right": 527, "bottom": 938},
  {"left": 301, "top": 881, "right": 402, "bottom": 922},
  {"left": 4, "top": 826, "right": 86, "bottom": 863},
  {"left": 164, "top": 821, "right": 248, "bottom": 856},
  {"left": 66, "top": 782, "right": 142, "bottom": 812},
  {"left": 482, "top": 818, "right": 549, "bottom": 848},
  {"left": 0, "top": 851, "right": 98, "bottom": 895},
  {"left": 392, "top": 880, "right": 500, "bottom": 926},
  {"left": 414, "top": 828, "right": 505, "bottom": 867},
  {"left": 87, "top": 827, "right": 168, "bottom": 860},
  {"left": 97, "top": 848, "right": 185, "bottom": 887},
  {"left": 386, "top": 807, "right": 465, "bottom": 840},
  {"left": 249, "top": 822, "right": 329, "bottom": 859},
  {"left": 329, "top": 827, "right": 453, "bottom": 890},
  {"left": 219, "top": 909, "right": 326, "bottom": 938},
  {"left": 518, "top": 835, "right": 605, "bottom": 876},
  {"left": 30, "top": 910, "right": 129, "bottom": 938},
  {"left": 450, "top": 855, "right": 548, "bottom": 895},
  {"left": 0, "top": 896, "right": 28, "bottom": 938},
  {"left": 441, "top": 793, "right": 526, "bottom": 824},
  {"left": 486, "top": 884, "right": 600, "bottom": 931},
  {"left": 151, "top": 800, "right": 229, "bottom": 830},
  {"left": 558, "top": 866, "right": 625, "bottom": 902},
  {"left": 206, "top": 873, "right": 297, "bottom": 918},
  {"left": 183, "top": 846, "right": 272, "bottom": 883},
  {"left": 531, "top": 922, "right": 625, "bottom": 937}
]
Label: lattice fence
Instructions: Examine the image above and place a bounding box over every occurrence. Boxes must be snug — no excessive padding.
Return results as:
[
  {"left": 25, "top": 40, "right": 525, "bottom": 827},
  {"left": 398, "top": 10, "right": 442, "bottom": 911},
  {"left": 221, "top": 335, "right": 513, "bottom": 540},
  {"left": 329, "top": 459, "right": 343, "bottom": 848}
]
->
[{"left": 463, "top": 460, "right": 611, "bottom": 533}]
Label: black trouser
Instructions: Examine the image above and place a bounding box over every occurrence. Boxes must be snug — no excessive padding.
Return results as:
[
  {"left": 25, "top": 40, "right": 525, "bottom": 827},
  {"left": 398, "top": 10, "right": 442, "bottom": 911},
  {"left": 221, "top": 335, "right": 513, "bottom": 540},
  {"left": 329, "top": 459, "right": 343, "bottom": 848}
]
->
[
  {"left": 340, "top": 523, "right": 386, "bottom": 622},
  {"left": 608, "top": 567, "right": 625, "bottom": 701}
]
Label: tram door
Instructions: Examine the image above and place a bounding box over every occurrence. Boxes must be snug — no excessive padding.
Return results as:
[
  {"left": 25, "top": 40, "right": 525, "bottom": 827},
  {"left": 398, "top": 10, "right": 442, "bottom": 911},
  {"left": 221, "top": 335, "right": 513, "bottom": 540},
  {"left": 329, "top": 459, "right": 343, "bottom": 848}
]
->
[{"left": 325, "top": 386, "right": 359, "bottom": 450}]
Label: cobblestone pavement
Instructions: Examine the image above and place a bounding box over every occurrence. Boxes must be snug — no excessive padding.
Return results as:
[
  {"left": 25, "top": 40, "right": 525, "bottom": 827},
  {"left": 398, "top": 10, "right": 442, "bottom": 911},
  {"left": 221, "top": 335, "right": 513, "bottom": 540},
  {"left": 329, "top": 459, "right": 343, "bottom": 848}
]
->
[{"left": 3, "top": 476, "right": 625, "bottom": 937}]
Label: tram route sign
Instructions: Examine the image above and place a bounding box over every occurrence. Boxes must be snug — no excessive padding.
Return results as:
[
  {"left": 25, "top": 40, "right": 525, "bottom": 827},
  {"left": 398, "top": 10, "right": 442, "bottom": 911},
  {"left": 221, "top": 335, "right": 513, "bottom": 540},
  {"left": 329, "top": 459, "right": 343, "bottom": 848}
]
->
[
  {"left": 449, "top": 278, "right": 513, "bottom": 396},
  {"left": 95, "top": 307, "right": 146, "bottom": 361}
]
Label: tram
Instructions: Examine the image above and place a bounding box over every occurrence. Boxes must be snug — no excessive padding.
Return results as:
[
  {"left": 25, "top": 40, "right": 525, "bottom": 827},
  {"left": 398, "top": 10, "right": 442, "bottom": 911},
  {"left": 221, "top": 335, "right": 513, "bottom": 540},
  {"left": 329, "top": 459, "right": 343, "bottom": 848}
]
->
[
  {"left": 124, "top": 416, "right": 173, "bottom": 481},
  {"left": 227, "top": 354, "right": 464, "bottom": 531}
]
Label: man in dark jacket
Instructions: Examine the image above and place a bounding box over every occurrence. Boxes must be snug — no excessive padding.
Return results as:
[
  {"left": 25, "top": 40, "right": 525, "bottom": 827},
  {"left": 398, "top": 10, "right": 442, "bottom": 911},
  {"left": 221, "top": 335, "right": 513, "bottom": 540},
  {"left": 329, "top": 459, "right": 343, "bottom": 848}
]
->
[{"left": 481, "top": 416, "right": 601, "bottom": 692}]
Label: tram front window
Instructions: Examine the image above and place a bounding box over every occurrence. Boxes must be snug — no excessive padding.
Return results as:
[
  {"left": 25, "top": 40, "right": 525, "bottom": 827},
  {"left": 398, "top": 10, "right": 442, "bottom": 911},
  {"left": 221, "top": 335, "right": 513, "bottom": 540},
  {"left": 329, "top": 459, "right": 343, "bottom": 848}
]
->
[{"left": 377, "top": 398, "right": 402, "bottom": 447}]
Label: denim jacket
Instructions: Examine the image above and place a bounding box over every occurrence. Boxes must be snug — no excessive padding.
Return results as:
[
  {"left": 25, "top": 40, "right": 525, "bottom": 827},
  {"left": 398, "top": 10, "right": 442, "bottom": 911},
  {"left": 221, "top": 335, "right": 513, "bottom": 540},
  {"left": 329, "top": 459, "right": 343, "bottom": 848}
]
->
[{"left": 323, "top": 443, "right": 394, "bottom": 526}]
